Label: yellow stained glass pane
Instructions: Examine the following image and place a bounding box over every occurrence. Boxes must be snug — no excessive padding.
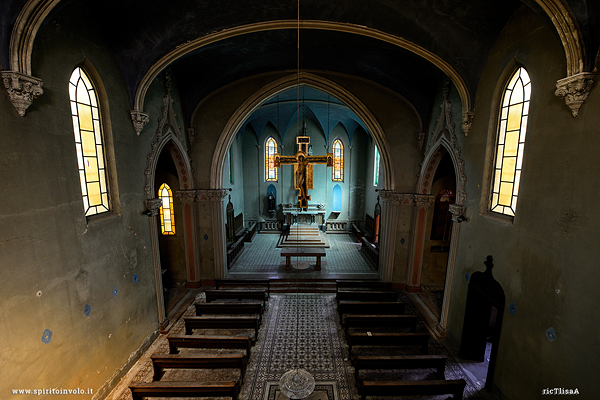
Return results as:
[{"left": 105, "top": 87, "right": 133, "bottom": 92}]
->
[
  {"left": 510, "top": 80, "right": 523, "bottom": 105},
  {"left": 81, "top": 71, "right": 92, "bottom": 89},
  {"left": 501, "top": 157, "right": 516, "bottom": 182},
  {"left": 495, "top": 145, "right": 504, "bottom": 167},
  {"left": 79, "top": 171, "right": 87, "bottom": 195},
  {"left": 81, "top": 130, "right": 96, "bottom": 156},
  {"left": 502, "top": 90, "right": 511, "bottom": 107},
  {"left": 524, "top": 82, "right": 531, "bottom": 101},
  {"left": 97, "top": 145, "right": 105, "bottom": 169},
  {"left": 508, "top": 71, "right": 519, "bottom": 90},
  {"left": 162, "top": 196, "right": 170, "bottom": 208},
  {"left": 517, "top": 144, "right": 525, "bottom": 169},
  {"left": 101, "top": 194, "right": 108, "bottom": 208},
  {"left": 87, "top": 182, "right": 102, "bottom": 205},
  {"left": 501, "top": 106, "right": 508, "bottom": 120},
  {"left": 75, "top": 144, "right": 84, "bottom": 169},
  {"left": 513, "top": 171, "right": 521, "bottom": 195},
  {"left": 70, "top": 68, "right": 80, "bottom": 85},
  {"left": 89, "top": 89, "right": 97, "bottom": 107},
  {"left": 85, "top": 157, "right": 99, "bottom": 181},
  {"left": 519, "top": 119, "right": 527, "bottom": 142},
  {"left": 498, "top": 120, "right": 507, "bottom": 143},
  {"left": 499, "top": 182, "right": 513, "bottom": 206},
  {"left": 505, "top": 207, "right": 515, "bottom": 216},
  {"left": 94, "top": 120, "right": 102, "bottom": 142},
  {"left": 78, "top": 103, "right": 94, "bottom": 131},
  {"left": 83, "top": 196, "right": 89, "bottom": 210},
  {"left": 92, "top": 107, "right": 99, "bottom": 120},
  {"left": 491, "top": 193, "right": 499, "bottom": 209},
  {"left": 507, "top": 104, "right": 523, "bottom": 131},
  {"left": 99, "top": 172, "right": 107, "bottom": 192},
  {"left": 504, "top": 131, "right": 519, "bottom": 156}
]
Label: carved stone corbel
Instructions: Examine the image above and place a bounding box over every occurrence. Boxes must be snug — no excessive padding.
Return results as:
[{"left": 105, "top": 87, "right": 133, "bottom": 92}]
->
[
  {"left": 131, "top": 109, "right": 150, "bottom": 135},
  {"left": 2, "top": 71, "right": 43, "bottom": 116},
  {"left": 462, "top": 111, "right": 475, "bottom": 136},
  {"left": 449, "top": 204, "right": 466, "bottom": 222},
  {"left": 555, "top": 72, "right": 596, "bottom": 117},
  {"left": 144, "top": 198, "right": 162, "bottom": 216}
]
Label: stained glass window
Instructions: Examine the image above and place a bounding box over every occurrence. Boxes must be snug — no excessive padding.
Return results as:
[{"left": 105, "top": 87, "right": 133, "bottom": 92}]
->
[
  {"left": 491, "top": 67, "right": 530, "bottom": 216},
  {"left": 332, "top": 139, "right": 343, "bottom": 181},
  {"left": 228, "top": 147, "right": 233, "bottom": 184},
  {"left": 373, "top": 146, "right": 380, "bottom": 186},
  {"left": 159, "top": 183, "right": 175, "bottom": 235},
  {"left": 69, "top": 67, "right": 109, "bottom": 216},
  {"left": 266, "top": 137, "right": 278, "bottom": 181}
]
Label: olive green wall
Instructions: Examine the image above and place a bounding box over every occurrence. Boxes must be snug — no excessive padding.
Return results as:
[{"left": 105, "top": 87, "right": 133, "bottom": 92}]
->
[
  {"left": 0, "top": 3, "right": 161, "bottom": 398},
  {"left": 447, "top": 7, "right": 600, "bottom": 399}
]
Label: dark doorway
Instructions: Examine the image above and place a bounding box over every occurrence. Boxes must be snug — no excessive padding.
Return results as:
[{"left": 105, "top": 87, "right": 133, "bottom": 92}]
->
[{"left": 459, "top": 255, "right": 505, "bottom": 390}]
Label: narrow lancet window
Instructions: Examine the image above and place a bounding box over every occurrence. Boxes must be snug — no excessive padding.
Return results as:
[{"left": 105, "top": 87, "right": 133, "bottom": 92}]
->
[
  {"left": 69, "top": 67, "right": 109, "bottom": 216},
  {"left": 491, "top": 67, "right": 530, "bottom": 216},
  {"left": 332, "top": 139, "right": 344, "bottom": 181},
  {"left": 266, "top": 137, "right": 278, "bottom": 181},
  {"left": 159, "top": 183, "right": 175, "bottom": 235},
  {"left": 373, "top": 146, "right": 380, "bottom": 186}
]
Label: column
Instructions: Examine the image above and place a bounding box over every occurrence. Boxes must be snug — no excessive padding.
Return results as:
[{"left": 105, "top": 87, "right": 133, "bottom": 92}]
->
[
  {"left": 437, "top": 204, "right": 466, "bottom": 336},
  {"left": 194, "top": 189, "right": 230, "bottom": 280},
  {"left": 144, "top": 197, "right": 168, "bottom": 331},
  {"left": 406, "top": 194, "right": 435, "bottom": 292}
]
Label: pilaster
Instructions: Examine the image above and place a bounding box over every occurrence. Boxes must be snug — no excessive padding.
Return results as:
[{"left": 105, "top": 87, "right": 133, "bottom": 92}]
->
[
  {"left": 144, "top": 198, "right": 168, "bottom": 331},
  {"left": 406, "top": 194, "right": 435, "bottom": 292}
]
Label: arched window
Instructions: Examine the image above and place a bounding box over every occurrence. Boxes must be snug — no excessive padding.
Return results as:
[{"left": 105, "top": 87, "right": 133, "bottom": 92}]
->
[
  {"left": 158, "top": 183, "right": 175, "bottom": 235},
  {"left": 491, "top": 67, "right": 531, "bottom": 216},
  {"left": 69, "top": 67, "right": 109, "bottom": 216},
  {"left": 373, "top": 145, "right": 380, "bottom": 186},
  {"left": 332, "top": 139, "right": 344, "bottom": 181},
  {"left": 265, "top": 137, "right": 278, "bottom": 181}
]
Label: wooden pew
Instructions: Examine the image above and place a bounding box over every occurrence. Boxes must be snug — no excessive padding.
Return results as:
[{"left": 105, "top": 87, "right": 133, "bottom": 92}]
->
[
  {"left": 346, "top": 332, "right": 430, "bottom": 354},
  {"left": 354, "top": 354, "right": 448, "bottom": 382},
  {"left": 167, "top": 335, "right": 252, "bottom": 355},
  {"left": 129, "top": 381, "right": 240, "bottom": 400},
  {"left": 184, "top": 316, "right": 260, "bottom": 337},
  {"left": 338, "top": 301, "right": 405, "bottom": 319},
  {"left": 195, "top": 302, "right": 264, "bottom": 321},
  {"left": 204, "top": 289, "right": 267, "bottom": 303},
  {"left": 336, "top": 280, "right": 393, "bottom": 292},
  {"left": 215, "top": 279, "right": 270, "bottom": 299},
  {"left": 358, "top": 379, "right": 466, "bottom": 400},
  {"left": 336, "top": 290, "right": 398, "bottom": 303},
  {"left": 151, "top": 354, "right": 247, "bottom": 382},
  {"left": 343, "top": 314, "right": 417, "bottom": 332}
]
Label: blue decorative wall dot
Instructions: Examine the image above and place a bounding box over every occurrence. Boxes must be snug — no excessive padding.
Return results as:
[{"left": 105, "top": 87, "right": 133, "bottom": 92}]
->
[
  {"left": 84, "top": 303, "right": 91, "bottom": 316},
  {"left": 204, "top": 234, "right": 209, "bottom": 241},
  {"left": 546, "top": 327, "right": 557, "bottom": 342},
  {"left": 465, "top": 272, "right": 470, "bottom": 282},
  {"left": 133, "top": 274, "right": 139, "bottom": 284},
  {"left": 112, "top": 286, "right": 119, "bottom": 297},
  {"left": 400, "top": 238, "right": 405, "bottom": 245},
  {"left": 42, "top": 329, "right": 52, "bottom": 344},
  {"left": 509, "top": 302, "right": 516, "bottom": 315}
]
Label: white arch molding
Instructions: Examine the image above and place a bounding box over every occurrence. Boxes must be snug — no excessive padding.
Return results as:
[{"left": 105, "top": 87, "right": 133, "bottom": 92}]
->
[{"left": 207, "top": 72, "right": 399, "bottom": 280}]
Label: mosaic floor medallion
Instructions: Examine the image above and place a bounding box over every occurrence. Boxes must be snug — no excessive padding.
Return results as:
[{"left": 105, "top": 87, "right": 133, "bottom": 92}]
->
[{"left": 264, "top": 381, "right": 338, "bottom": 400}]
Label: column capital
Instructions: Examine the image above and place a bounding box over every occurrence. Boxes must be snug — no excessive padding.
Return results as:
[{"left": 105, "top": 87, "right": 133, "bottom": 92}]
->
[
  {"left": 555, "top": 72, "right": 596, "bottom": 117},
  {"left": 175, "top": 190, "right": 197, "bottom": 203},
  {"left": 2, "top": 71, "right": 43, "bottom": 116},
  {"left": 414, "top": 194, "right": 435, "bottom": 208},
  {"left": 449, "top": 204, "right": 466, "bottom": 222},
  {"left": 193, "top": 189, "right": 231, "bottom": 202},
  {"left": 377, "top": 190, "right": 415, "bottom": 206}
]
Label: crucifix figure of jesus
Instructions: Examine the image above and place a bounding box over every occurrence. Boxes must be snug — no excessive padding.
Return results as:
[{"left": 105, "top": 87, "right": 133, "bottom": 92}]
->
[{"left": 274, "top": 136, "right": 333, "bottom": 209}]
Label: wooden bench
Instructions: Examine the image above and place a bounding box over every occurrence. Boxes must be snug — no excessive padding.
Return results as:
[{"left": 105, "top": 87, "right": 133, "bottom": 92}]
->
[
  {"left": 151, "top": 353, "right": 247, "bottom": 382},
  {"left": 167, "top": 335, "right": 252, "bottom": 355},
  {"left": 129, "top": 381, "right": 240, "bottom": 400},
  {"left": 184, "top": 316, "right": 260, "bottom": 337},
  {"left": 338, "top": 301, "right": 405, "bottom": 320},
  {"left": 336, "top": 290, "right": 398, "bottom": 303},
  {"left": 195, "top": 302, "right": 264, "bottom": 319},
  {"left": 204, "top": 290, "right": 267, "bottom": 303},
  {"left": 215, "top": 279, "right": 270, "bottom": 299},
  {"left": 281, "top": 247, "right": 326, "bottom": 271},
  {"left": 336, "top": 280, "right": 393, "bottom": 292},
  {"left": 343, "top": 314, "right": 417, "bottom": 332},
  {"left": 354, "top": 355, "right": 448, "bottom": 382},
  {"left": 347, "top": 332, "right": 430, "bottom": 354},
  {"left": 358, "top": 379, "right": 466, "bottom": 400}
]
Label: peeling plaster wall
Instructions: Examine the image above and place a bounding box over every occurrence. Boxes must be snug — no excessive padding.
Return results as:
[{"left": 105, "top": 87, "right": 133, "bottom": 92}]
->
[
  {"left": 447, "top": 7, "right": 600, "bottom": 399},
  {"left": 0, "top": 4, "right": 159, "bottom": 397}
]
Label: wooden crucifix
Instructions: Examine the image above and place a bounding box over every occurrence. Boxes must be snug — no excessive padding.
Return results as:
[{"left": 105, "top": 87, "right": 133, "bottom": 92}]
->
[{"left": 274, "top": 136, "right": 333, "bottom": 209}]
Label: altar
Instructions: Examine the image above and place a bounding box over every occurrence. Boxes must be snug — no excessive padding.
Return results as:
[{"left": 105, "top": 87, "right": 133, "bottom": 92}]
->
[{"left": 282, "top": 203, "right": 326, "bottom": 226}]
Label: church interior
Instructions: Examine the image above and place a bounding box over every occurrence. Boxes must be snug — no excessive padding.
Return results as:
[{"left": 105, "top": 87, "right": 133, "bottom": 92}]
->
[{"left": 2, "top": 1, "right": 599, "bottom": 399}]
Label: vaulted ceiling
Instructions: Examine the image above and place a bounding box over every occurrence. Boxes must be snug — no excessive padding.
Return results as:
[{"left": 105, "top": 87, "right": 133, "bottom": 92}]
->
[{"left": 2, "top": 0, "right": 599, "bottom": 129}]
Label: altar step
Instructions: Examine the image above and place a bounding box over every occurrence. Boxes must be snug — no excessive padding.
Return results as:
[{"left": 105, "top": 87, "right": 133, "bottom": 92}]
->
[
  {"left": 277, "top": 223, "right": 329, "bottom": 248},
  {"left": 269, "top": 279, "right": 337, "bottom": 293}
]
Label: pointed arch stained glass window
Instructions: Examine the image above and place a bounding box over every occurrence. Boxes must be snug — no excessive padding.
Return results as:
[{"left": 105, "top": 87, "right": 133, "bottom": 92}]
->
[
  {"left": 332, "top": 139, "right": 343, "bottom": 181},
  {"left": 69, "top": 67, "right": 109, "bottom": 216},
  {"left": 491, "top": 67, "right": 531, "bottom": 216},
  {"left": 266, "top": 137, "right": 278, "bottom": 181},
  {"left": 159, "top": 183, "right": 175, "bottom": 235}
]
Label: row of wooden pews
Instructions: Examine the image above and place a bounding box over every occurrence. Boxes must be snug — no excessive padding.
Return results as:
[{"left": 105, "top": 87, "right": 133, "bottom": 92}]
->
[
  {"left": 129, "top": 286, "right": 269, "bottom": 400},
  {"left": 336, "top": 280, "right": 466, "bottom": 400}
]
